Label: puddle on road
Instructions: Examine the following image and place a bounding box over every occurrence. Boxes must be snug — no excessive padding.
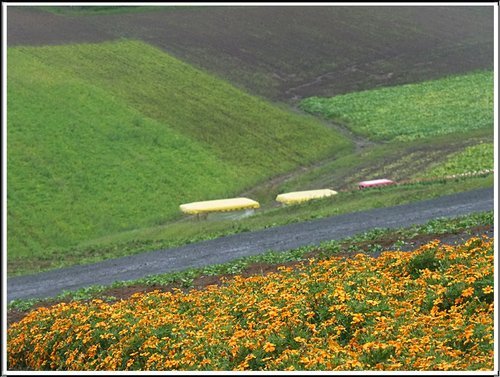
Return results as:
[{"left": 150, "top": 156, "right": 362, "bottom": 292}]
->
[{"left": 206, "top": 209, "right": 257, "bottom": 221}]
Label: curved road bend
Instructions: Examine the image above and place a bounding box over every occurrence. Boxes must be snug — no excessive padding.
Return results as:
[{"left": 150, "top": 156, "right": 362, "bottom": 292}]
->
[{"left": 8, "top": 187, "right": 494, "bottom": 302}]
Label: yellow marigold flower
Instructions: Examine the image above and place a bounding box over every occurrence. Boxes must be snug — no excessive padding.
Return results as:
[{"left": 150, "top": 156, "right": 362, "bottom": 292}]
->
[
  {"left": 236, "top": 361, "right": 249, "bottom": 370},
  {"left": 482, "top": 286, "right": 493, "bottom": 294},
  {"left": 454, "top": 297, "right": 464, "bottom": 305},
  {"left": 263, "top": 342, "right": 276, "bottom": 353},
  {"left": 409, "top": 344, "right": 424, "bottom": 354},
  {"left": 345, "top": 359, "right": 363, "bottom": 369},
  {"left": 146, "top": 354, "right": 163, "bottom": 366},
  {"left": 351, "top": 313, "right": 364, "bottom": 325},
  {"left": 87, "top": 345, "right": 98, "bottom": 358},
  {"left": 99, "top": 333, "right": 115, "bottom": 340},
  {"left": 299, "top": 356, "right": 310, "bottom": 365},
  {"left": 362, "top": 341, "right": 376, "bottom": 351},
  {"left": 433, "top": 297, "right": 443, "bottom": 306},
  {"left": 267, "top": 309, "right": 279, "bottom": 318},
  {"left": 245, "top": 353, "right": 256, "bottom": 361},
  {"left": 199, "top": 358, "right": 212, "bottom": 367},
  {"left": 430, "top": 305, "right": 440, "bottom": 316}
]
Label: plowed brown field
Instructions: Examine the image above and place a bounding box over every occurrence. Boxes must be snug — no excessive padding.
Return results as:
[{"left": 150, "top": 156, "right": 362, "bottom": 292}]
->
[{"left": 7, "top": 6, "right": 493, "bottom": 101}]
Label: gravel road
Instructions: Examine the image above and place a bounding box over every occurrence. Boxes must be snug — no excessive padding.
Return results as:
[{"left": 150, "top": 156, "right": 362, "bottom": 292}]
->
[{"left": 7, "top": 188, "right": 494, "bottom": 302}]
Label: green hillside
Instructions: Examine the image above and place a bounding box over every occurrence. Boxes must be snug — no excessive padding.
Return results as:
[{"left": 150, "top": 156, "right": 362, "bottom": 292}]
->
[
  {"left": 300, "top": 71, "right": 493, "bottom": 141},
  {"left": 7, "top": 40, "right": 350, "bottom": 260}
]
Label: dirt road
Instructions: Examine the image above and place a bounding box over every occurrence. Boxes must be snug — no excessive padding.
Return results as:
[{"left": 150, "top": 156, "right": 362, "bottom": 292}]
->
[{"left": 7, "top": 187, "right": 493, "bottom": 302}]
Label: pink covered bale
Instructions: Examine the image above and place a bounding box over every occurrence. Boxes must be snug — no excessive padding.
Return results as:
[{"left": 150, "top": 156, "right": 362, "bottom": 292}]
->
[{"left": 358, "top": 178, "right": 395, "bottom": 189}]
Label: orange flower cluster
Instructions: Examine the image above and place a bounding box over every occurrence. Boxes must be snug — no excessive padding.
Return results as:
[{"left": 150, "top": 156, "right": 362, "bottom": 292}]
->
[{"left": 8, "top": 237, "right": 494, "bottom": 371}]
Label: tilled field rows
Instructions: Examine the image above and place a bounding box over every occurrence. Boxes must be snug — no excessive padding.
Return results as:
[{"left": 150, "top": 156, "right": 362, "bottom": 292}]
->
[{"left": 7, "top": 6, "right": 493, "bottom": 100}]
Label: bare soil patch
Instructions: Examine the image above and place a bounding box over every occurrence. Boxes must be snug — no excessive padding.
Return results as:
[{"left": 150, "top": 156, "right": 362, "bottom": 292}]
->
[
  {"left": 7, "top": 7, "right": 115, "bottom": 46},
  {"left": 7, "top": 6, "right": 493, "bottom": 101}
]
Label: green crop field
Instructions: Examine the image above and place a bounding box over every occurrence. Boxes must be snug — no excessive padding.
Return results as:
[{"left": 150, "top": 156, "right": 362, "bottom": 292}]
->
[
  {"left": 299, "top": 71, "right": 493, "bottom": 142},
  {"left": 418, "top": 143, "right": 494, "bottom": 178},
  {"left": 7, "top": 40, "right": 350, "bottom": 260}
]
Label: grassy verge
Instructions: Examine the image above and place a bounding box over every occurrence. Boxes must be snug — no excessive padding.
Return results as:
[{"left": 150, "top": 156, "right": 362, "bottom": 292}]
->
[
  {"left": 8, "top": 226, "right": 493, "bottom": 370},
  {"left": 300, "top": 70, "right": 493, "bottom": 142}
]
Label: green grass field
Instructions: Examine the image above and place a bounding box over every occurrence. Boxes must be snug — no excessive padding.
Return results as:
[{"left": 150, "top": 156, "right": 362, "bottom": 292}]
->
[
  {"left": 14, "top": 40, "right": 349, "bottom": 176},
  {"left": 7, "top": 40, "right": 350, "bottom": 260},
  {"left": 299, "top": 71, "right": 493, "bottom": 141}
]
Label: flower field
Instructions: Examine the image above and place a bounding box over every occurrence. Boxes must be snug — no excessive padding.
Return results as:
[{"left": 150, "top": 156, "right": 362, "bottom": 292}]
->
[{"left": 8, "top": 237, "right": 494, "bottom": 371}]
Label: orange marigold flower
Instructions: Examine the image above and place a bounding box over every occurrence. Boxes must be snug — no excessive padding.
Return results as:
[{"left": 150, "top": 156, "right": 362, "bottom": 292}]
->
[
  {"left": 464, "top": 328, "right": 474, "bottom": 343},
  {"left": 233, "top": 330, "right": 246, "bottom": 339},
  {"left": 461, "top": 287, "right": 475, "bottom": 298},
  {"left": 263, "top": 342, "right": 276, "bottom": 353}
]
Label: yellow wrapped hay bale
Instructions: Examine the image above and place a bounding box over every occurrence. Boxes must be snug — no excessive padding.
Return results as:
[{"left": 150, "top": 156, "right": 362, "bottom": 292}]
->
[
  {"left": 180, "top": 197, "right": 260, "bottom": 215},
  {"left": 276, "top": 189, "right": 337, "bottom": 205}
]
